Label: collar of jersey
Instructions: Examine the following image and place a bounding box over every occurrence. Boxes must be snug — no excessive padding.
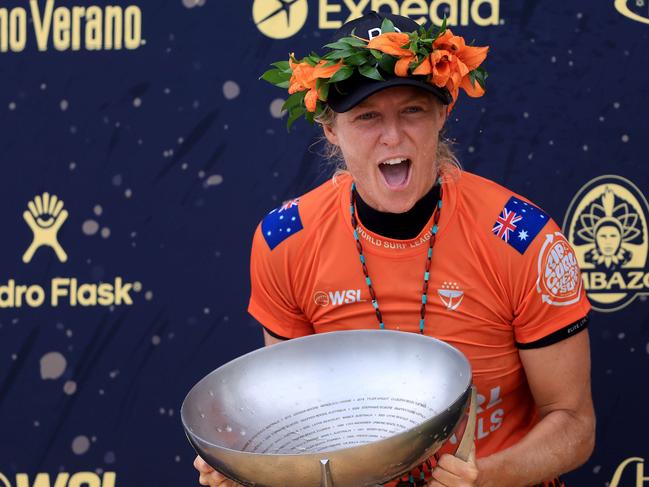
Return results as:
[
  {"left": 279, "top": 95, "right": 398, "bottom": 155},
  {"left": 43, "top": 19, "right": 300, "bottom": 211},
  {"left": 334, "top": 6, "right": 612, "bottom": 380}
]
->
[{"left": 338, "top": 172, "right": 458, "bottom": 258}]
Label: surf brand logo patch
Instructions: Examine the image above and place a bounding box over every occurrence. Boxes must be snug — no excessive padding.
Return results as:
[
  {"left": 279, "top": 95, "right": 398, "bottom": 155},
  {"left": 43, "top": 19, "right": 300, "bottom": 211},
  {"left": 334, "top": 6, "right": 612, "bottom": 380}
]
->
[
  {"left": 614, "top": 0, "right": 649, "bottom": 25},
  {"left": 262, "top": 198, "right": 303, "bottom": 250},
  {"left": 313, "top": 289, "right": 363, "bottom": 306},
  {"left": 536, "top": 232, "right": 582, "bottom": 306},
  {"left": 22, "top": 193, "right": 68, "bottom": 263},
  {"left": 492, "top": 196, "right": 549, "bottom": 254},
  {"left": 562, "top": 175, "right": 649, "bottom": 312},
  {"left": 437, "top": 281, "right": 464, "bottom": 311},
  {"left": 252, "top": 0, "right": 308, "bottom": 39}
]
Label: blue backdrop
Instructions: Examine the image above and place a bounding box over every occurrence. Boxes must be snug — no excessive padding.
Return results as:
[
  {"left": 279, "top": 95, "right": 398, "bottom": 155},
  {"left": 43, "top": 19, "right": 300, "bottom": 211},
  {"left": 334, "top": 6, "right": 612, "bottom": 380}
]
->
[{"left": 1, "top": 1, "right": 648, "bottom": 486}]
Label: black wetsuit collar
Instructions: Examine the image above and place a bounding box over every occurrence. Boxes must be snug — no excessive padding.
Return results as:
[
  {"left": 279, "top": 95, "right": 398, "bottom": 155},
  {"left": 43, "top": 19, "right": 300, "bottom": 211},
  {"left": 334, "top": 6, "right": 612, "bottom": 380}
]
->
[{"left": 355, "top": 184, "right": 441, "bottom": 240}]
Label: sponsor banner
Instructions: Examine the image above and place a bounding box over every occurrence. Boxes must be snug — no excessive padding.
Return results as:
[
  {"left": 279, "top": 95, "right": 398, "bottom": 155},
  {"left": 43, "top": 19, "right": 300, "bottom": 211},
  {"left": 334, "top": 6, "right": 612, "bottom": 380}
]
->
[{"left": 0, "top": 2, "right": 647, "bottom": 487}]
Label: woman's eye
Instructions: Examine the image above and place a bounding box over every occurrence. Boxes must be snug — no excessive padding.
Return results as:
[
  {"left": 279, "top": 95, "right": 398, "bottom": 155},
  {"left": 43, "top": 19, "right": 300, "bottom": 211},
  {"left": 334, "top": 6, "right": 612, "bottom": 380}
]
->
[{"left": 357, "top": 112, "right": 377, "bottom": 121}]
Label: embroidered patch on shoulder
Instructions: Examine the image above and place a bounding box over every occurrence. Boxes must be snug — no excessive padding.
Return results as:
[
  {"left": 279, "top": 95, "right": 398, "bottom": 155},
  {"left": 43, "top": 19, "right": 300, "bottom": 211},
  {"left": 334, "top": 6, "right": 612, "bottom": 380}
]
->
[
  {"left": 492, "top": 196, "right": 549, "bottom": 254},
  {"left": 261, "top": 198, "right": 303, "bottom": 250},
  {"left": 536, "top": 232, "right": 582, "bottom": 306}
]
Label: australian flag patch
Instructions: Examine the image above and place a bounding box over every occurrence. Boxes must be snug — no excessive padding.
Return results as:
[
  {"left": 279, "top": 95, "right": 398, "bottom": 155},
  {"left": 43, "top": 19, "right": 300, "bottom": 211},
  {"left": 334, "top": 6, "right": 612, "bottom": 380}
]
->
[
  {"left": 261, "top": 198, "right": 303, "bottom": 250},
  {"left": 492, "top": 196, "right": 549, "bottom": 254}
]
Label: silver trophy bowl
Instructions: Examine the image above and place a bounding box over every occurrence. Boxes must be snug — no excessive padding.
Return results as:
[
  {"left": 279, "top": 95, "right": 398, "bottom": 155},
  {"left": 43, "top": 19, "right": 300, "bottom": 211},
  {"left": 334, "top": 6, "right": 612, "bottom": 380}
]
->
[{"left": 182, "top": 330, "right": 475, "bottom": 487}]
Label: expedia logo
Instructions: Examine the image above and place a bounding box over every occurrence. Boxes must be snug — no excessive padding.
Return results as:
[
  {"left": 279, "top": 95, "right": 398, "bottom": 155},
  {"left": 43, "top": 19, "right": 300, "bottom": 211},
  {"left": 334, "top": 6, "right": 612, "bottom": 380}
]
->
[
  {"left": 563, "top": 175, "right": 649, "bottom": 312},
  {"left": 252, "top": 0, "right": 501, "bottom": 39},
  {"left": 614, "top": 0, "right": 649, "bottom": 25},
  {"left": 253, "top": 0, "right": 308, "bottom": 39},
  {"left": 0, "top": 471, "right": 115, "bottom": 487}
]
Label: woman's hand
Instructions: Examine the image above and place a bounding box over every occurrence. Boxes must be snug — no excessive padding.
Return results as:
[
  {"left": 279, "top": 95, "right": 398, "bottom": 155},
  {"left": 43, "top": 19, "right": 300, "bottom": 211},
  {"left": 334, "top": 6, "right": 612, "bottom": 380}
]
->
[
  {"left": 193, "top": 456, "right": 245, "bottom": 487},
  {"left": 427, "top": 445, "right": 480, "bottom": 487}
]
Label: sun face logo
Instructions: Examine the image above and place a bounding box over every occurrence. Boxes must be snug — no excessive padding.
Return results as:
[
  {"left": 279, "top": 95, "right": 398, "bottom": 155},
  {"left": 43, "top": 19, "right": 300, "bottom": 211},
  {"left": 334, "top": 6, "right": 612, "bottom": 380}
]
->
[
  {"left": 22, "top": 193, "right": 68, "bottom": 263},
  {"left": 253, "top": 0, "right": 308, "bottom": 39},
  {"left": 563, "top": 175, "right": 649, "bottom": 312},
  {"left": 614, "top": 0, "right": 649, "bottom": 25}
]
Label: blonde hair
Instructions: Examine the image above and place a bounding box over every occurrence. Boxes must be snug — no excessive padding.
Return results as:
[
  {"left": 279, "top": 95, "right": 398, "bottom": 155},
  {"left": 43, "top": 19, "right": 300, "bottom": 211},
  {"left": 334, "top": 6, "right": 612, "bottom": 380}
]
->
[{"left": 315, "top": 104, "right": 462, "bottom": 183}]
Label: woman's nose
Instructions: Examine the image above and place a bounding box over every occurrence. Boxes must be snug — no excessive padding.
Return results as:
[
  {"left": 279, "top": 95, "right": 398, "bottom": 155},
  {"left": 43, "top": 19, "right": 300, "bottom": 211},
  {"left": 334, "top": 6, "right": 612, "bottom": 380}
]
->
[{"left": 378, "top": 118, "right": 402, "bottom": 146}]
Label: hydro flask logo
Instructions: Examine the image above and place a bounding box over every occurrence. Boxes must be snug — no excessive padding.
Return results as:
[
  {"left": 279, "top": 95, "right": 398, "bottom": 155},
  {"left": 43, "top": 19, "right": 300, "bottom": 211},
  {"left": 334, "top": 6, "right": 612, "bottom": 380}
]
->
[{"left": 22, "top": 192, "right": 68, "bottom": 263}]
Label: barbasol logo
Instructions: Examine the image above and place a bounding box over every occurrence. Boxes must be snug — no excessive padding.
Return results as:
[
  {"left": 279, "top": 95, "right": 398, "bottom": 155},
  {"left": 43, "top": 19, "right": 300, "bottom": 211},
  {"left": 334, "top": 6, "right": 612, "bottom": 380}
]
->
[
  {"left": 563, "top": 175, "right": 649, "bottom": 312},
  {"left": 614, "top": 0, "right": 649, "bottom": 25},
  {"left": 313, "top": 289, "right": 363, "bottom": 306}
]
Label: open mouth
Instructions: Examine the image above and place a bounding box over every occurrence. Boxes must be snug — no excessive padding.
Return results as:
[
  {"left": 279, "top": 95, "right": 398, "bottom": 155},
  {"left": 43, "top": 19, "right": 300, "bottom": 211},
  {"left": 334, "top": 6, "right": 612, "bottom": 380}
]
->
[{"left": 378, "top": 158, "right": 411, "bottom": 188}]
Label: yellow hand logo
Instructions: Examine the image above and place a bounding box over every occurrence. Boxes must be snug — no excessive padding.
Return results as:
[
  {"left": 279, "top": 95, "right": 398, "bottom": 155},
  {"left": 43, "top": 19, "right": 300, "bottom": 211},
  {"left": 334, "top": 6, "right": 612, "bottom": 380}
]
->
[{"left": 22, "top": 192, "right": 68, "bottom": 263}]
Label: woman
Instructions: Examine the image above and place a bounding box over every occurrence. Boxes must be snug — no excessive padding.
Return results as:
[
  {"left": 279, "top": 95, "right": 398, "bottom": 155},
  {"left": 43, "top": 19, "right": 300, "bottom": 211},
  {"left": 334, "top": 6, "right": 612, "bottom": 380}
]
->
[{"left": 195, "top": 11, "right": 595, "bottom": 487}]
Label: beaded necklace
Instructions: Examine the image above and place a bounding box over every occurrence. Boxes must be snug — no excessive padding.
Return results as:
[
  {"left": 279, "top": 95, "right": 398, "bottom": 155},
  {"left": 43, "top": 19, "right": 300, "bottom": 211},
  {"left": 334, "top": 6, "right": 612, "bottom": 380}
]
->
[{"left": 349, "top": 178, "right": 443, "bottom": 334}]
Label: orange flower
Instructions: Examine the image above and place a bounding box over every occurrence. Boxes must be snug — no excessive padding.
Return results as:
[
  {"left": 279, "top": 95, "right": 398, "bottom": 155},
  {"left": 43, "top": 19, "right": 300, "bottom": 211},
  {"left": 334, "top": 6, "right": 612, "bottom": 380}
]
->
[
  {"left": 367, "top": 32, "right": 415, "bottom": 76},
  {"left": 460, "top": 75, "right": 485, "bottom": 98},
  {"left": 288, "top": 57, "right": 343, "bottom": 112},
  {"left": 434, "top": 29, "right": 489, "bottom": 71},
  {"left": 366, "top": 32, "right": 411, "bottom": 57}
]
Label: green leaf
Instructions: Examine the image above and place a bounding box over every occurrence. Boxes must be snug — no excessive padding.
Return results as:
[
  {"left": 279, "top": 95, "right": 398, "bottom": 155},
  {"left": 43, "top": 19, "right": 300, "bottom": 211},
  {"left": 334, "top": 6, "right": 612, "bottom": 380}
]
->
[
  {"left": 270, "top": 61, "right": 291, "bottom": 73},
  {"left": 276, "top": 80, "right": 290, "bottom": 89},
  {"left": 324, "top": 40, "right": 356, "bottom": 50},
  {"left": 305, "top": 55, "right": 320, "bottom": 66},
  {"left": 359, "top": 64, "right": 384, "bottom": 81},
  {"left": 318, "top": 81, "right": 330, "bottom": 100},
  {"left": 339, "top": 36, "right": 366, "bottom": 47},
  {"left": 345, "top": 52, "right": 369, "bottom": 66},
  {"left": 378, "top": 54, "right": 396, "bottom": 73},
  {"left": 339, "top": 48, "right": 363, "bottom": 59},
  {"left": 437, "top": 16, "right": 448, "bottom": 37},
  {"left": 370, "top": 49, "right": 383, "bottom": 60},
  {"left": 286, "top": 105, "right": 306, "bottom": 131},
  {"left": 380, "top": 17, "right": 396, "bottom": 33},
  {"left": 282, "top": 91, "right": 306, "bottom": 111},
  {"left": 328, "top": 65, "right": 354, "bottom": 83},
  {"left": 323, "top": 48, "right": 357, "bottom": 60},
  {"left": 260, "top": 68, "right": 291, "bottom": 85}
]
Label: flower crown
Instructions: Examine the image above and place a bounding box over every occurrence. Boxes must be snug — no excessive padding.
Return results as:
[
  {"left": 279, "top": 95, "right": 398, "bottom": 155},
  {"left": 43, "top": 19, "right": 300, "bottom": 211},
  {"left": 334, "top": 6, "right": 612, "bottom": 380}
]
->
[{"left": 261, "top": 18, "right": 489, "bottom": 130}]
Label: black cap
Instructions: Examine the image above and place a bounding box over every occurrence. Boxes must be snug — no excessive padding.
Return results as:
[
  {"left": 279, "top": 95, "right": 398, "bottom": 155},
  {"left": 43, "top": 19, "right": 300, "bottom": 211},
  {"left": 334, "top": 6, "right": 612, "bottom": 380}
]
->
[{"left": 325, "top": 11, "right": 452, "bottom": 113}]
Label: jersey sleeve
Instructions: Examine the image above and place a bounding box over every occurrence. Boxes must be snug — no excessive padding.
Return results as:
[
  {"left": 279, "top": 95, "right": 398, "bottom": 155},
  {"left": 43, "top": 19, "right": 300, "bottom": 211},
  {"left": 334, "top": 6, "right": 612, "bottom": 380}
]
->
[
  {"left": 248, "top": 223, "right": 315, "bottom": 339},
  {"left": 511, "top": 218, "right": 591, "bottom": 348}
]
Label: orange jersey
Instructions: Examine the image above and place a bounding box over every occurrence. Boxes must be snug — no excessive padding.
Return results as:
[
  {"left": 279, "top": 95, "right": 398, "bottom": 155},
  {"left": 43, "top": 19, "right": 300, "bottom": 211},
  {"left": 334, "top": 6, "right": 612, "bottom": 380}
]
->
[{"left": 248, "top": 171, "right": 590, "bottom": 482}]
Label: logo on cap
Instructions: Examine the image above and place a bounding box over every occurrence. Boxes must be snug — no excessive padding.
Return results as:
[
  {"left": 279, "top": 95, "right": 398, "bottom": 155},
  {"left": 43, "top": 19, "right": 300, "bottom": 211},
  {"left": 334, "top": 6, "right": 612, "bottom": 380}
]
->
[
  {"left": 563, "top": 175, "right": 649, "bottom": 312},
  {"left": 253, "top": 0, "right": 308, "bottom": 39}
]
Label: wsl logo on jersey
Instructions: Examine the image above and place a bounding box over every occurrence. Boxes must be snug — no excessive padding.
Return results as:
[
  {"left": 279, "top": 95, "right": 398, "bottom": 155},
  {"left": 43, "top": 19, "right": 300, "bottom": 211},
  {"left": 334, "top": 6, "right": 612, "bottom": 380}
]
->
[{"left": 563, "top": 175, "right": 649, "bottom": 312}]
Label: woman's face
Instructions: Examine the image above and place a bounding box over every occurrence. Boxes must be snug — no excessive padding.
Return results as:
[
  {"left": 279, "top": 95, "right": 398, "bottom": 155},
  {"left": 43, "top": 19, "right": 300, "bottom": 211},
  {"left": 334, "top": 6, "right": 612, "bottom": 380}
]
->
[{"left": 323, "top": 86, "right": 446, "bottom": 213}]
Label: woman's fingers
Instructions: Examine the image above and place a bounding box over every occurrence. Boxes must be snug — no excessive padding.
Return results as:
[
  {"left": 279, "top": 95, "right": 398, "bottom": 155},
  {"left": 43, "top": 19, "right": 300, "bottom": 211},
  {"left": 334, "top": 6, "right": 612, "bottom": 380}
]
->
[{"left": 194, "top": 455, "right": 215, "bottom": 474}]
